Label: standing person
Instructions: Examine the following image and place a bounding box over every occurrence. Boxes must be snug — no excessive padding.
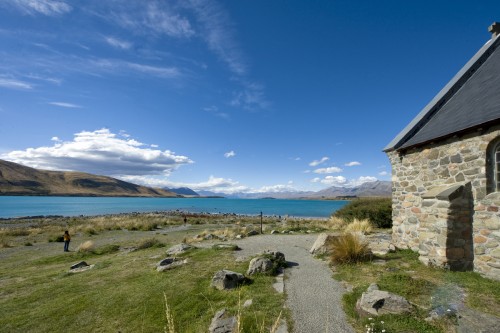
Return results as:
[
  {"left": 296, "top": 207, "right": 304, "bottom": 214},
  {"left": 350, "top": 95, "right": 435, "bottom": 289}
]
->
[{"left": 63, "top": 230, "right": 71, "bottom": 252}]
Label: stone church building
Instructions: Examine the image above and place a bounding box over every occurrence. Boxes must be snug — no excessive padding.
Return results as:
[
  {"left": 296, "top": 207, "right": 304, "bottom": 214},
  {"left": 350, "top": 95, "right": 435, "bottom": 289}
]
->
[{"left": 384, "top": 23, "right": 500, "bottom": 280}]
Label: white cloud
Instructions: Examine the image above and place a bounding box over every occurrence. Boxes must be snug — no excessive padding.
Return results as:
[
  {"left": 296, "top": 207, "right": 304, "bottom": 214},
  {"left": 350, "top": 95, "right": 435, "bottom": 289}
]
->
[
  {"left": 9, "top": 0, "right": 71, "bottom": 16},
  {"left": 0, "top": 78, "right": 33, "bottom": 90},
  {"left": 230, "top": 81, "right": 269, "bottom": 111},
  {"left": 204, "top": 106, "right": 229, "bottom": 119},
  {"left": 309, "top": 157, "right": 329, "bottom": 167},
  {"left": 224, "top": 150, "right": 235, "bottom": 158},
  {"left": 345, "top": 161, "right": 361, "bottom": 167},
  {"left": 256, "top": 184, "right": 296, "bottom": 193},
  {"left": 187, "top": 0, "right": 245, "bottom": 75},
  {"left": 314, "top": 166, "right": 343, "bottom": 174},
  {"left": 312, "top": 175, "right": 378, "bottom": 187},
  {"left": 51, "top": 136, "right": 60, "bottom": 142},
  {"left": 320, "top": 176, "right": 347, "bottom": 186},
  {"left": 1, "top": 128, "right": 193, "bottom": 176},
  {"left": 349, "top": 176, "right": 378, "bottom": 187},
  {"left": 49, "top": 102, "right": 82, "bottom": 108},
  {"left": 379, "top": 171, "right": 388, "bottom": 176},
  {"left": 109, "top": 2, "right": 194, "bottom": 39},
  {"left": 104, "top": 36, "right": 132, "bottom": 50},
  {"left": 90, "top": 59, "right": 181, "bottom": 79}
]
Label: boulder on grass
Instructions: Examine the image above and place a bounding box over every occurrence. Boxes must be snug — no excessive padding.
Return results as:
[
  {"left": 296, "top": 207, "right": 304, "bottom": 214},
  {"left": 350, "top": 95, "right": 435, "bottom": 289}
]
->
[
  {"left": 356, "top": 283, "right": 412, "bottom": 316},
  {"left": 310, "top": 233, "right": 338, "bottom": 255},
  {"left": 211, "top": 270, "right": 246, "bottom": 290},
  {"left": 246, "top": 230, "right": 259, "bottom": 237},
  {"left": 166, "top": 243, "right": 195, "bottom": 255},
  {"left": 247, "top": 251, "right": 286, "bottom": 276},
  {"left": 69, "top": 261, "right": 94, "bottom": 273},
  {"left": 208, "top": 309, "right": 237, "bottom": 333},
  {"left": 156, "top": 257, "right": 187, "bottom": 272}
]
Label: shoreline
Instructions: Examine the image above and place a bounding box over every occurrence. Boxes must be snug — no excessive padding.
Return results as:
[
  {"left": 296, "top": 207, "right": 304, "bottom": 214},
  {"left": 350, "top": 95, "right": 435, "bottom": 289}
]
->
[{"left": 0, "top": 210, "right": 329, "bottom": 223}]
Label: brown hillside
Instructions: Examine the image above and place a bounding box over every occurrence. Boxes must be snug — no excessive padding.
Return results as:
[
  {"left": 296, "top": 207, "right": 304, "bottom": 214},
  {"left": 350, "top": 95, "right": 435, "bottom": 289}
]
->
[{"left": 0, "top": 159, "right": 178, "bottom": 197}]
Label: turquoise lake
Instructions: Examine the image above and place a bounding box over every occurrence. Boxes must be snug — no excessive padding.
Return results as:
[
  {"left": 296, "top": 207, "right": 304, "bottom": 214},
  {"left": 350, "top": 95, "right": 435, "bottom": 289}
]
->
[{"left": 0, "top": 196, "right": 348, "bottom": 219}]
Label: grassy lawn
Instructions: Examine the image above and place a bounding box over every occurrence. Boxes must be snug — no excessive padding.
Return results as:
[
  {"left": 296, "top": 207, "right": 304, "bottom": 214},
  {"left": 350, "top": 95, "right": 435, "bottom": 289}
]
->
[
  {"left": 333, "top": 248, "right": 500, "bottom": 333},
  {"left": 0, "top": 214, "right": 288, "bottom": 333}
]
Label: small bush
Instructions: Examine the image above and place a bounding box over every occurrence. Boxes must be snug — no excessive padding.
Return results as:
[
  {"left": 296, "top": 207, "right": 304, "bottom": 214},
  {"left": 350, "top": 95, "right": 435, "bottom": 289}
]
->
[
  {"left": 344, "top": 219, "right": 373, "bottom": 234},
  {"left": 333, "top": 198, "right": 392, "bottom": 228},
  {"left": 77, "top": 240, "right": 95, "bottom": 253},
  {"left": 93, "top": 244, "right": 120, "bottom": 255},
  {"left": 136, "top": 238, "right": 164, "bottom": 250},
  {"left": 329, "top": 232, "right": 371, "bottom": 264},
  {"left": 24, "top": 242, "right": 33, "bottom": 246},
  {"left": 48, "top": 235, "right": 64, "bottom": 243}
]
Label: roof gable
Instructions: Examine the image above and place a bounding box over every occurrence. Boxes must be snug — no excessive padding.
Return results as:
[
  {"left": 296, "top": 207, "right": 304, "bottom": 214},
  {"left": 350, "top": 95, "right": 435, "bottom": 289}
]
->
[{"left": 385, "top": 34, "right": 500, "bottom": 152}]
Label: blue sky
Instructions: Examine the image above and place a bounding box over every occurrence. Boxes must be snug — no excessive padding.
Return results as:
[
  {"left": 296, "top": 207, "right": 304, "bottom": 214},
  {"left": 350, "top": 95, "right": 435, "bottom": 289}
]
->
[{"left": 1, "top": 0, "right": 499, "bottom": 194}]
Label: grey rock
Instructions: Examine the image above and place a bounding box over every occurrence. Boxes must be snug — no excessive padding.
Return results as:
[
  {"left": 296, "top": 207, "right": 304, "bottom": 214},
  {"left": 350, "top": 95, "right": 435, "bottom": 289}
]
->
[
  {"left": 310, "top": 233, "right": 337, "bottom": 255},
  {"left": 270, "top": 230, "right": 278, "bottom": 234},
  {"left": 156, "top": 257, "right": 187, "bottom": 272},
  {"left": 247, "top": 257, "right": 273, "bottom": 275},
  {"left": 367, "top": 283, "right": 379, "bottom": 292},
  {"left": 204, "top": 233, "right": 215, "bottom": 240},
  {"left": 70, "top": 261, "right": 89, "bottom": 270},
  {"left": 457, "top": 306, "right": 500, "bottom": 333},
  {"left": 356, "top": 288, "right": 412, "bottom": 316},
  {"left": 208, "top": 309, "right": 237, "bottom": 333},
  {"left": 166, "top": 243, "right": 195, "bottom": 255},
  {"left": 211, "top": 270, "right": 246, "bottom": 290},
  {"left": 247, "top": 230, "right": 259, "bottom": 237},
  {"left": 243, "top": 299, "right": 253, "bottom": 308}
]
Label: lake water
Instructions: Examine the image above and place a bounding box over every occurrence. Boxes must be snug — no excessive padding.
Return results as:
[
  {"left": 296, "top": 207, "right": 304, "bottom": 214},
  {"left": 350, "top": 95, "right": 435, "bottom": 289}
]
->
[{"left": 0, "top": 196, "right": 348, "bottom": 219}]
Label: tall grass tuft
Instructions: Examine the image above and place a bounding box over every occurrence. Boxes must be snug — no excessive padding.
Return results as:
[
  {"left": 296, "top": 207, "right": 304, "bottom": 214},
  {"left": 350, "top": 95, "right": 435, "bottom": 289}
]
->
[
  {"left": 344, "top": 219, "right": 373, "bottom": 234},
  {"left": 329, "top": 232, "right": 371, "bottom": 264},
  {"left": 163, "top": 292, "right": 176, "bottom": 333},
  {"left": 77, "top": 240, "right": 95, "bottom": 253}
]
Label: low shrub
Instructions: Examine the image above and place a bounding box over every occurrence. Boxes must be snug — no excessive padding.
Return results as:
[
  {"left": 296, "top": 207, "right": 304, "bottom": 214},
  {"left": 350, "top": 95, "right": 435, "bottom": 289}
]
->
[
  {"left": 333, "top": 198, "right": 392, "bottom": 228},
  {"left": 48, "top": 235, "right": 64, "bottom": 243},
  {"left": 136, "top": 237, "right": 164, "bottom": 250},
  {"left": 329, "top": 232, "right": 371, "bottom": 264},
  {"left": 93, "top": 244, "right": 120, "bottom": 255}
]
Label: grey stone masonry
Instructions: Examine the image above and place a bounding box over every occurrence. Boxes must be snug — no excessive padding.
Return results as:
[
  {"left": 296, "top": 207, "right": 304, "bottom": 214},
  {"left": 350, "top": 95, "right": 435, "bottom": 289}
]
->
[{"left": 388, "top": 124, "right": 500, "bottom": 280}]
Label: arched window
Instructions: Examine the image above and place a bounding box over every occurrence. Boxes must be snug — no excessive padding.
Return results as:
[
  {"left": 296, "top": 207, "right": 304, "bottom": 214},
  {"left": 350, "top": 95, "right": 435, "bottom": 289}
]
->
[{"left": 486, "top": 138, "right": 500, "bottom": 194}]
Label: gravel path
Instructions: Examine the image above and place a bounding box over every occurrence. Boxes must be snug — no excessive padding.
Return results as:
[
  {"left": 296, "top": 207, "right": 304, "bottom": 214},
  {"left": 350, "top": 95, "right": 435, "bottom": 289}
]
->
[{"left": 233, "top": 234, "right": 355, "bottom": 333}]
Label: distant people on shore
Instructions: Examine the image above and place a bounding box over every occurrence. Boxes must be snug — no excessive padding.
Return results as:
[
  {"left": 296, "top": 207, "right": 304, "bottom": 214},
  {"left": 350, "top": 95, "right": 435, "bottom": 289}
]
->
[{"left": 63, "top": 230, "right": 71, "bottom": 252}]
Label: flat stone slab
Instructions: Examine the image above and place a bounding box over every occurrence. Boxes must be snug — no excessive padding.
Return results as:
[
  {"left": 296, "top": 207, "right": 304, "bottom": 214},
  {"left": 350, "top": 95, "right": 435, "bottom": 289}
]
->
[{"left": 69, "top": 264, "right": 94, "bottom": 273}]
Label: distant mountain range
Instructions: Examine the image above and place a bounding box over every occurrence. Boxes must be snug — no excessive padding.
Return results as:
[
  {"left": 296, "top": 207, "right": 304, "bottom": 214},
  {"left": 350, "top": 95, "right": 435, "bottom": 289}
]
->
[
  {"left": 196, "top": 180, "right": 391, "bottom": 199},
  {"left": 0, "top": 159, "right": 178, "bottom": 197},
  {"left": 0, "top": 158, "right": 391, "bottom": 199}
]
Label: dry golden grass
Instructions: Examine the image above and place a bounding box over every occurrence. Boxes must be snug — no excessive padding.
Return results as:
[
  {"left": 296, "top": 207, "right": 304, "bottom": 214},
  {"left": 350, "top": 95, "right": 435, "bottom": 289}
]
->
[
  {"left": 77, "top": 240, "right": 95, "bottom": 253},
  {"left": 329, "top": 232, "right": 371, "bottom": 264},
  {"left": 344, "top": 218, "right": 373, "bottom": 234}
]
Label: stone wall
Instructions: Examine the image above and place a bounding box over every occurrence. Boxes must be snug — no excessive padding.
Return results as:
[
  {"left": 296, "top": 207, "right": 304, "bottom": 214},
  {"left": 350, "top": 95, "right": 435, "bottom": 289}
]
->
[
  {"left": 388, "top": 124, "right": 500, "bottom": 279},
  {"left": 473, "top": 193, "right": 500, "bottom": 279}
]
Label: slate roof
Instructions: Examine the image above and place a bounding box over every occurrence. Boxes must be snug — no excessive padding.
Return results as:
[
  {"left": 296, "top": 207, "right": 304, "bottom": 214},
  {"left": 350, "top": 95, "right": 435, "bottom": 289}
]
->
[{"left": 385, "top": 33, "right": 500, "bottom": 152}]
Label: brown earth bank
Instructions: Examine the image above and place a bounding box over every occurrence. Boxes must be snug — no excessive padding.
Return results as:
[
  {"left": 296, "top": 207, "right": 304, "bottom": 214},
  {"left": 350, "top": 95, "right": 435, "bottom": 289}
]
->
[{"left": 0, "top": 159, "right": 178, "bottom": 197}]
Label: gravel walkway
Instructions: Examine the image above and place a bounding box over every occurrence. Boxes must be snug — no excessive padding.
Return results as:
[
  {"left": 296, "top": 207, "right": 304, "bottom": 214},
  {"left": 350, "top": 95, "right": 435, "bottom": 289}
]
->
[{"left": 233, "top": 234, "right": 355, "bottom": 333}]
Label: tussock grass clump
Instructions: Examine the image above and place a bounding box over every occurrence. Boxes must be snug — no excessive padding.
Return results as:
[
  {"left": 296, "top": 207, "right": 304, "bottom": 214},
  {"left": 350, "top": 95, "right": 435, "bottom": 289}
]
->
[
  {"left": 0, "top": 228, "right": 30, "bottom": 237},
  {"left": 93, "top": 244, "right": 120, "bottom": 255},
  {"left": 344, "top": 218, "right": 373, "bottom": 234},
  {"left": 136, "top": 237, "right": 164, "bottom": 250},
  {"left": 48, "top": 235, "right": 64, "bottom": 243},
  {"left": 329, "top": 232, "right": 371, "bottom": 264},
  {"left": 77, "top": 240, "right": 95, "bottom": 253}
]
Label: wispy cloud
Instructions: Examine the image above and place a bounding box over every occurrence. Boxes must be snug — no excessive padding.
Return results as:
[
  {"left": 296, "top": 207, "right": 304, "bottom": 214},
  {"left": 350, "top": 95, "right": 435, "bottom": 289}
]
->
[
  {"left": 104, "top": 36, "right": 132, "bottom": 50},
  {"left": 187, "top": 0, "right": 245, "bottom": 75},
  {"left": 204, "top": 105, "right": 229, "bottom": 119},
  {"left": 313, "top": 166, "right": 343, "bottom": 174},
  {"left": 224, "top": 150, "right": 236, "bottom": 158},
  {"left": 309, "top": 157, "right": 329, "bottom": 167},
  {"left": 1, "top": 128, "right": 193, "bottom": 176},
  {"left": 90, "top": 59, "right": 181, "bottom": 79},
  {"left": 379, "top": 171, "right": 388, "bottom": 176},
  {"left": 345, "top": 161, "right": 361, "bottom": 167},
  {"left": 0, "top": 77, "right": 33, "bottom": 90},
  {"left": 8, "top": 0, "right": 72, "bottom": 16},
  {"left": 107, "top": 2, "right": 194, "bottom": 39},
  {"left": 230, "top": 81, "right": 269, "bottom": 111},
  {"left": 48, "top": 102, "right": 82, "bottom": 108}
]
